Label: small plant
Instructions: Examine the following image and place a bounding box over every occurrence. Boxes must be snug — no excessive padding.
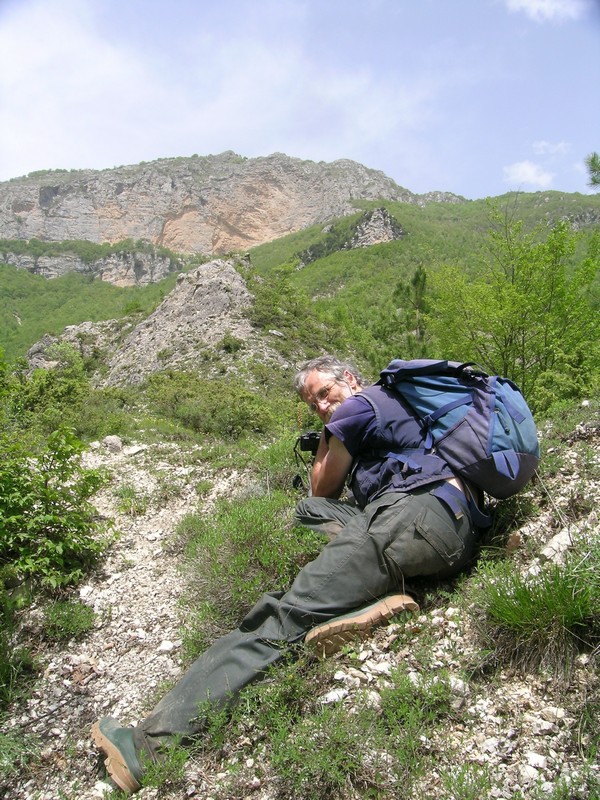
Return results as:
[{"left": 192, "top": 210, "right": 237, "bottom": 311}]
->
[
  {"left": 152, "top": 473, "right": 184, "bottom": 505},
  {"left": 0, "top": 729, "right": 39, "bottom": 782},
  {"left": 42, "top": 599, "right": 96, "bottom": 643},
  {"left": 139, "top": 738, "right": 188, "bottom": 791},
  {"left": 194, "top": 478, "right": 213, "bottom": 498},
  {"left": 114, "top": 483, "right": 149, "bottom": 516},
  {"left": 219, "top": 331, "right": 244, "bottom": 353},
  {"left": 270, "top": 705, "right": 376, "bottom": 800},
  {"left": 440, "top": 763, "right": 492, "bottom": 800}
]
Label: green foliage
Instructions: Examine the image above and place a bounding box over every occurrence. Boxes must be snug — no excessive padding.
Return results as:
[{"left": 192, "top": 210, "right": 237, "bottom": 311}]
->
[
  {"left": 0, "top": 729, "right": 39, "bottom": 782},
  {"left": 0, "top": 236, "right": 180, "bottom": 265},
  {"left": 269, "top": 702, "right": 379, "bottom": 800},
  {"left": 145, "top": 369, "right": 280, "bottom": 440},
  {"left": 0, "top": 262, "right": 186, "bottom": 364},
  {"left": 425, "top": 213, "right": 600, "bottom": 411},
  {"left": 0, "top": 426, "right": 110, "bottom": 588},
  {"left": 6, "top": 343, "right": 90, "bottom": 435},
  {"left": 295, "top": 211, "right": 363, "bottom": 265},
  {"left": 218, "top": 331, "right": 244, "bottom": 353},
  {"left": 71, "top": 385, "right": 141, "bottom": 441},
  {"left": 585, "top": 151, "right": 600, "bottom": 190},
  {"left": 243, "top": 264, "right": 349, "bottom": 359},
  {"left": 250, "top": 192, "right": 600, "bottom": 378},
  {"left": 42, "top": 598, "right": 96, "bottom": 643},
  {"left": 113, "top": 483, "right": 150, "bottom": 516},
  {"left": 209, "top": 662, "right": 457, "bottom": 799},
  {"left": 440, "top": 764, "right": 493, "bottom": 800},
  {"left": 0, "top": 573, "right": 37, "bottom": 709},
  {"left": 139, "top": 738, "right": 188, "bottom": 790}
]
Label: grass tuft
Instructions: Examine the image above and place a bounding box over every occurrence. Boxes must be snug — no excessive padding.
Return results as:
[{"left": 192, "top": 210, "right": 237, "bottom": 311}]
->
[{"left": 466, "top": 537, "right": 600, "bottom": 678}]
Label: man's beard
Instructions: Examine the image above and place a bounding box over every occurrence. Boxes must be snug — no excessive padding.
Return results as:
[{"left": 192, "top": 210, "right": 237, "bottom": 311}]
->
[{"left": 324, "top": 401, "right": 343, "bottom": 422}]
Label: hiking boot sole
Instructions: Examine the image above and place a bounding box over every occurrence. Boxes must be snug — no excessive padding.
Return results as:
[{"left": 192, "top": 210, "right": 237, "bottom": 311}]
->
[
  {"left": 91, "top": 720, "right": 142, "bottom": 794},
  {"left": 305, "top": 593, "right": 419, "bottom": 656}
]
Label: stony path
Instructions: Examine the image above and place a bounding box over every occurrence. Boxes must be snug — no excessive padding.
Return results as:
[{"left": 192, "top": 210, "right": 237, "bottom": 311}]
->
[{"left": 3, "top": 437, "right": 241, "bottom": 800}]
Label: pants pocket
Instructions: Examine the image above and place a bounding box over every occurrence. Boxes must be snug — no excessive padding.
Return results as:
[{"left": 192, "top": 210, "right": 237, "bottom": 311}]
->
[
  {"left": 382, "top": 500, "right": 468, "bottom": 580},
  {"left": 414, "top": 504, "right": 466, "bottom": 566}
]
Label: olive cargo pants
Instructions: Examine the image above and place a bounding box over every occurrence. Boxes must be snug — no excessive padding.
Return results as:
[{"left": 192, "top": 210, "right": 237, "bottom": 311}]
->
[{"left": 133, "top": 486, "right": 476, "bottom": 758}]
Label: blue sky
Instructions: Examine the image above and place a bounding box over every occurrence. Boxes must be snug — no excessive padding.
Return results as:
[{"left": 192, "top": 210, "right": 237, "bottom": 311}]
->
[{"left": 0, "top": 0, "right": 598, "bottom": 199}]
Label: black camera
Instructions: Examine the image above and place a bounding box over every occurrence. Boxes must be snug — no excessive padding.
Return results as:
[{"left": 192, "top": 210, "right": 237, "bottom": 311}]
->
[
  {"left": 298, "top": 431, "right": 320, "bottom": 455},
  {"left": 293, "top": 431, "right": 321, "bottom": 492}
]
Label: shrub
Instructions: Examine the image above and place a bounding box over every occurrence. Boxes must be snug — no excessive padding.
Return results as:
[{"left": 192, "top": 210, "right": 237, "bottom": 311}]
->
[
  {"left": 145, "top": 371, "right": 278, "bottom": 440},
  {"left": 0, "top": 426, "right": 110, "bottom": 588},
  {"left": 466, "top": 537, "right": 600, "bottom": 678},
  {"left": 5, "top": 343, "right": 90, "bottom": 435}
]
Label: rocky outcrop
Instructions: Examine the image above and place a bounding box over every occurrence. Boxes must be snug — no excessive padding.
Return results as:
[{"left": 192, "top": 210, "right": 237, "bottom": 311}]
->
[
  {"left": 0, "top": 249, "right": 183, "bottom": 286},
  {"left": 26, "top": 258, "right": 286, "bottom": 386},
  {"left": 0, "top": 152, "right": 459, "bottom": 256},
  {"left": 296, "top": 206, "right": 406, "bottom": 267},
  {"left": 344, "top": 207, "right": 405, "bottom": 249},
  {"left": 103, "top": 259, "right": 257, "bottom": 385}
]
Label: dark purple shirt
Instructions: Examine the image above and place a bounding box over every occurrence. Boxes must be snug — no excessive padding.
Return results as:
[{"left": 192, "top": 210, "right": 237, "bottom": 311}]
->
[{"left": 323, "top": 385, "right": 454, "bottom": 507}]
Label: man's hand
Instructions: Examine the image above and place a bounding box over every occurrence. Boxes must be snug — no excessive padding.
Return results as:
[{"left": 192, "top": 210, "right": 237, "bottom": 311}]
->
[{"left": 310, "top": 433, "right": 353, "bottom": 498}]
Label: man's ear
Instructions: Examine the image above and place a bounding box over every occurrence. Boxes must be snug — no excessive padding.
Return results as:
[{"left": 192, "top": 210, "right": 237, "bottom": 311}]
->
[{"left": 343, "top": 370, "right": 358, "bottom": 390}]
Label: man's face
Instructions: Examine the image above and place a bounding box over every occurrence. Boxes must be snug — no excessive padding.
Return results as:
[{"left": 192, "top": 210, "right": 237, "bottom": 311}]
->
[{"left": 302, "top": 369, "right": 359, "bottom": 422}]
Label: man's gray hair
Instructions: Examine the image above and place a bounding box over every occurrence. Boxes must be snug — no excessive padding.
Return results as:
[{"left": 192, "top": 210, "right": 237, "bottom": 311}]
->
[{"left": 294, "top": 355, "right": 369, "bottom": 396}]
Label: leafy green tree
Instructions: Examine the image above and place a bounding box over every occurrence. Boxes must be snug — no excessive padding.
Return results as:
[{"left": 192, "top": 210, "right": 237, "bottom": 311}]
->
[
  {"left": 7, "top": 343, "right": 90, "bottom": 434},
  {"left": 585, "top": 151, "right": 600, "bottom": 190},
  {"left": 426, "top": 211, "right": 600, "bottom": 411}
]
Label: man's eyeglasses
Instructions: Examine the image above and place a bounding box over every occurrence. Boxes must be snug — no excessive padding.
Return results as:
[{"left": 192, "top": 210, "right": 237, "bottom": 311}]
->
[{"left": 307, "top": 383, "right": 336, "bottom": 412}]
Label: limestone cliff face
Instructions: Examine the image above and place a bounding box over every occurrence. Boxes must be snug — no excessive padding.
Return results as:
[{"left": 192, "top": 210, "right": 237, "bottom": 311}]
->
[
  {"left": 0, "top": 250, "right": 183, "bottom": 286},
  {"left": 344, "top": 207, "right": 406, "bottom": 248},
  {"left": 0, "top": 152, "right": 434, "bottom": 256}
]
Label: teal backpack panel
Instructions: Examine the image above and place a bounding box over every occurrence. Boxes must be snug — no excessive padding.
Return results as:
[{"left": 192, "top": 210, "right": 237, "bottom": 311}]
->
[{"left": 378, "top": 359, "right": 540, "bottom": 500}]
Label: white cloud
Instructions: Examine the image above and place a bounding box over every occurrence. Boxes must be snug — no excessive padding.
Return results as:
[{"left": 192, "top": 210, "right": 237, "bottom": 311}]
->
[
  {"left": 505, "top": 0, "right": 591, "bottom": 22},
  {"left": 532, "top": 140, "right": 570, "bottom": 155},
  {"left": 0, "top": 0, "right": 443, "bottom": 182},
  {"left": 503, "top": 160, "right": 554, "bottom": 188}
]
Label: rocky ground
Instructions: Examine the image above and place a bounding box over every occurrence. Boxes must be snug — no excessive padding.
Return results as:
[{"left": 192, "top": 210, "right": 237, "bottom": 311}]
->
[{"left": 2, "top": 422, "right": 599, "bottom": 800}]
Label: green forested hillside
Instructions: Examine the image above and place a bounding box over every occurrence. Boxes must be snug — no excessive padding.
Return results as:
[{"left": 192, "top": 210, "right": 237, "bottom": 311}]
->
[
  {"left": 248, "top": 192, "right": 600, "bottom": 385},
  {"left": 0, "top": 266, "right": 185, "bottom": 363},
  {"left": 1, "top": 189, "right": 599, "bottom": 388}
]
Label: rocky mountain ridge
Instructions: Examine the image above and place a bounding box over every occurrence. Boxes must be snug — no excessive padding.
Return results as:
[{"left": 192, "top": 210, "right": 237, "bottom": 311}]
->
[
  {"left": 2, "top": 205, "right": 409, "bottom": 287},
  {"left": 0, "top": 152, "right": 464, "bottom": 256},
  {"left": 22, "top": 207, "right": 412, "bottom": 380}
]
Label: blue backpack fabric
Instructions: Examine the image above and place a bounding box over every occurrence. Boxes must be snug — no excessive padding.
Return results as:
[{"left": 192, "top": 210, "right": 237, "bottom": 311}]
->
[{"left": 378, "top": 359, "right": 540, "bottom": 500}]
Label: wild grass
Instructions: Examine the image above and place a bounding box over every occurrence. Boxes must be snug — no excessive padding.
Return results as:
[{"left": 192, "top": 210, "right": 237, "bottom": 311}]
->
[
  {"left": 465, "top": 547, "right": 600, "bottom": 679},
  {"left": 176, "top": 489, "right": 324, "bottom": 658}
]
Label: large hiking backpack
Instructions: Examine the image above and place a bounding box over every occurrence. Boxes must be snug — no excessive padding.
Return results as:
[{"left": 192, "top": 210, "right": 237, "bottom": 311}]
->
[{"left": 378, "top": 359, "right": 540, "bottom": 500}]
